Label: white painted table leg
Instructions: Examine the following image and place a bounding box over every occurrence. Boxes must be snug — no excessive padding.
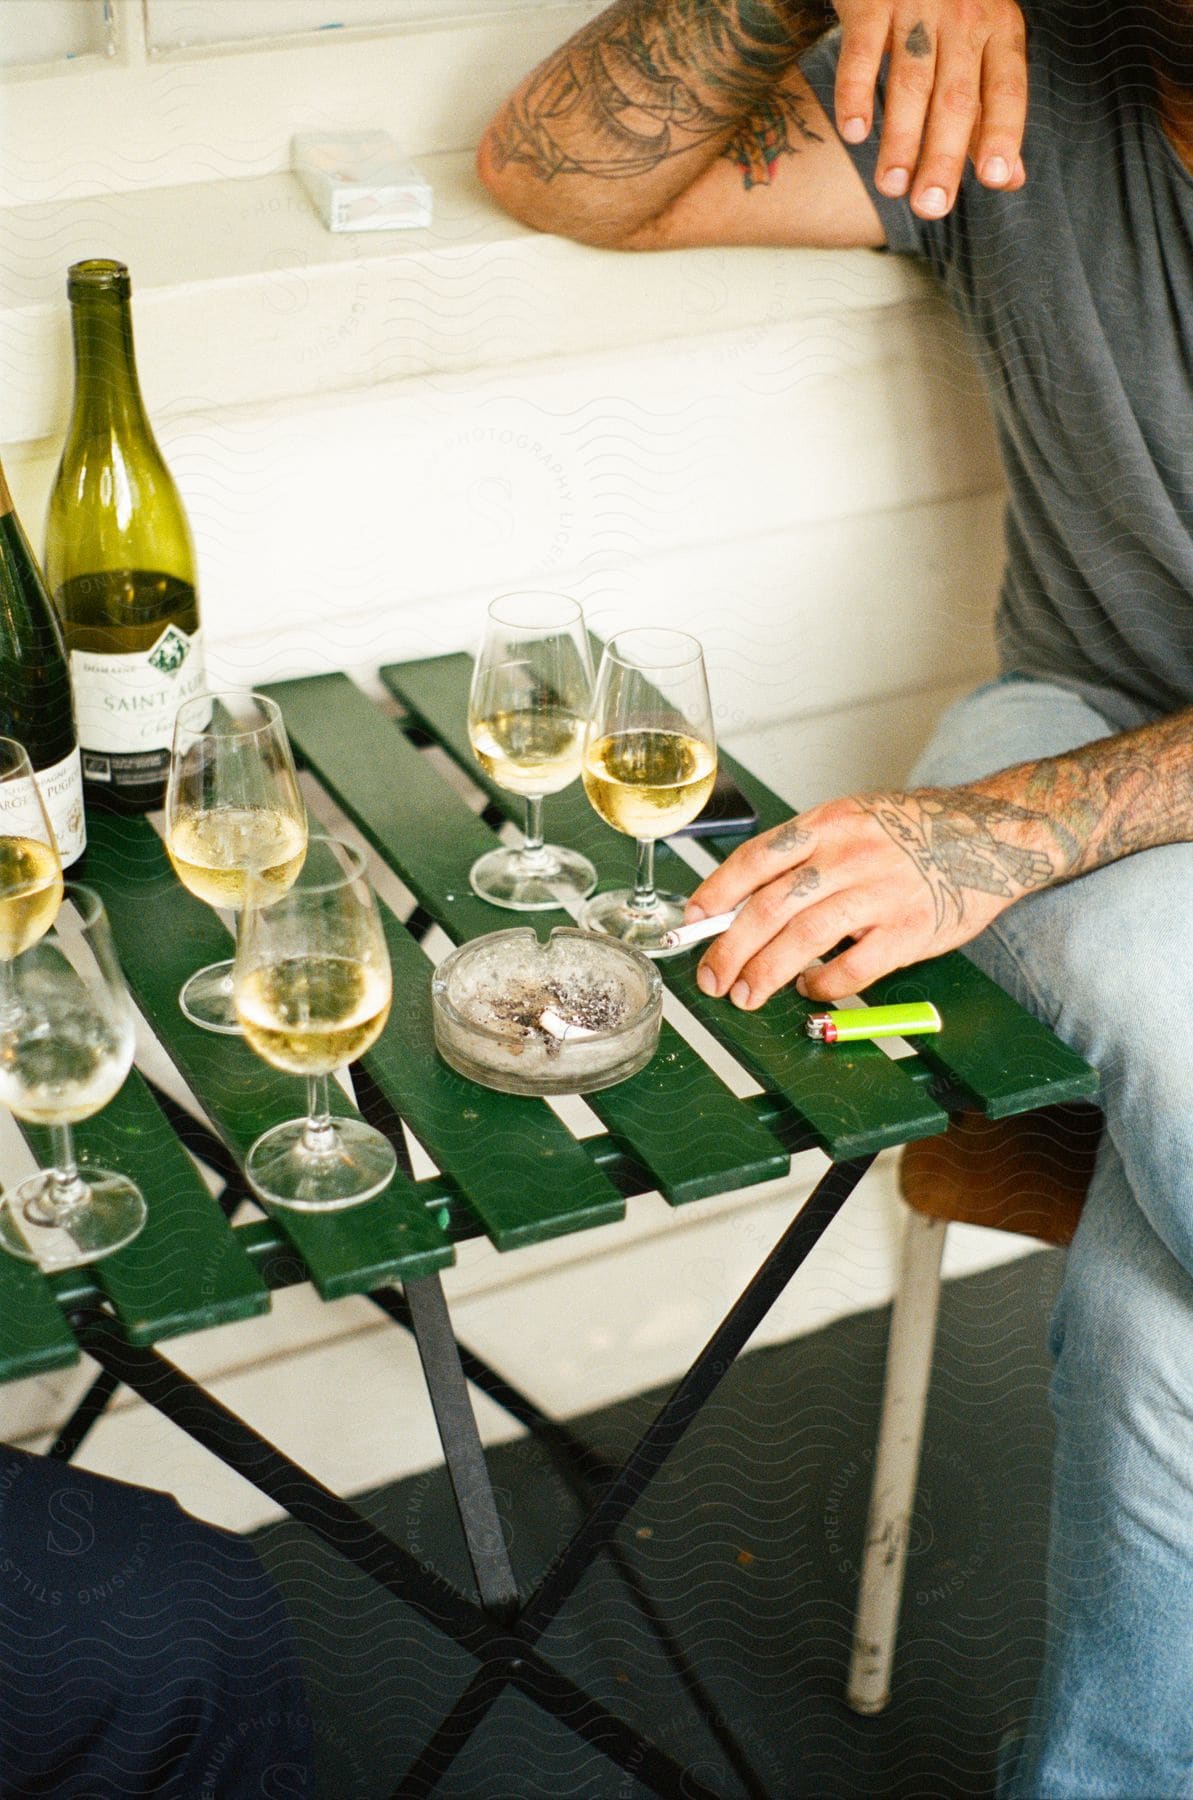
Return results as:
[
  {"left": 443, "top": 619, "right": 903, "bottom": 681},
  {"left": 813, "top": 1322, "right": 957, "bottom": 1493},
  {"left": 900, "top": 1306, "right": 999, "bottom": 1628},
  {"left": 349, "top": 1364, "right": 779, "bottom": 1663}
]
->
[{"left": 846, "top": 1207, "right": 947, "bottom": 1714}]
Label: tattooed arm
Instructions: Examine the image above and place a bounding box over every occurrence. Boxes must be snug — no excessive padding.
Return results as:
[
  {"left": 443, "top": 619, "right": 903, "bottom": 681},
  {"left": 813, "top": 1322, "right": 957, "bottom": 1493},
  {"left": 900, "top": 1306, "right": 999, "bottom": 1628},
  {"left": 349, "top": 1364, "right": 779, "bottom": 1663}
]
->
[
  {"left": 684, "top": 709, "right": 1193, "bottom": 1008},
  {"left": 477, "top": 0, "right": 1028, "bottom": 249}
]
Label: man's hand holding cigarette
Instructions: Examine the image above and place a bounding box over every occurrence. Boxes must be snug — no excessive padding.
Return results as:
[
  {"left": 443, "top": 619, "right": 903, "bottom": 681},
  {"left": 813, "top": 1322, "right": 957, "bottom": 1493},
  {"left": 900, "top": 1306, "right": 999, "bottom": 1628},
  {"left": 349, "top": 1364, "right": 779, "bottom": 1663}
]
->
[{"left": 683, "top": 783, "right": 1059, "bottom": 1010}]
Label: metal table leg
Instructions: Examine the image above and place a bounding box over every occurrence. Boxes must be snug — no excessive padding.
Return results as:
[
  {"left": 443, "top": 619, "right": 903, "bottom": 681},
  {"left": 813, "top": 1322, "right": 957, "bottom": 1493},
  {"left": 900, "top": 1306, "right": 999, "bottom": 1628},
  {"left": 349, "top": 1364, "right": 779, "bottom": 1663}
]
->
[
  {"left": 68, "top": 1307, "right": 719, "bottom": 1800},
  {"left": 394, "top": 1154, "right": 874, "bottom": 1796},
  {"left": 403, "top": 1272, "right": 520, "bottom": 1620},
  {"left": 65, "top": 1151, "right": 872, "bottom": 1800}
]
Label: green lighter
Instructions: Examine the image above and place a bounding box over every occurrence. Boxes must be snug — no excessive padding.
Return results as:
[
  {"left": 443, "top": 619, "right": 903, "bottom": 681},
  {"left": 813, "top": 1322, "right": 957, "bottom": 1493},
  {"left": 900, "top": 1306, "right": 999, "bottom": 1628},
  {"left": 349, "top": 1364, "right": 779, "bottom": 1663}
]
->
[{"left": 804, "top": 1002, "right": 942, "bottom": 1044}]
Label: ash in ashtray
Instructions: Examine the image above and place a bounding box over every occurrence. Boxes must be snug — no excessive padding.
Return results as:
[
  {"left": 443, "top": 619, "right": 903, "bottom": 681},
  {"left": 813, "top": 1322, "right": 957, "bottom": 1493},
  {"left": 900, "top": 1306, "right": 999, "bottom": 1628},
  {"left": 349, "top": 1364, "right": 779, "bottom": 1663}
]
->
[
  {"left": 432, "top": 928, "right": 662, "bottom": 1096},
  {"left": 478, "top": 979, "right": 628, "bottom": 1053}
]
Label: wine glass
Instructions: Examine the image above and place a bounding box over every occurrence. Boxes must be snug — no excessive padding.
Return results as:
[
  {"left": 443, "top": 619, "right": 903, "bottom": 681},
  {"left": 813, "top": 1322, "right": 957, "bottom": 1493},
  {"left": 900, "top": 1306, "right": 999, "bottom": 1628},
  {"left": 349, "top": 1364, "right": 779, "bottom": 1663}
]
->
[
  {"left": 233, "top": 834, "right": 397, "bottom": 1211},
  {"left": 0, "top": 737, "right": 63, "bottom": 967},
  {"left": 467, "top": 592, "right": 597, "bottom": 910},
  {"left": 165, "top": 691, "right": 307, "bottom": 1035},
  {"left": 0, "top": 885, "right": 146, "bottom": 1271},
  {"left": 580, "top": 629, "right": 717, "bottom": 957}
]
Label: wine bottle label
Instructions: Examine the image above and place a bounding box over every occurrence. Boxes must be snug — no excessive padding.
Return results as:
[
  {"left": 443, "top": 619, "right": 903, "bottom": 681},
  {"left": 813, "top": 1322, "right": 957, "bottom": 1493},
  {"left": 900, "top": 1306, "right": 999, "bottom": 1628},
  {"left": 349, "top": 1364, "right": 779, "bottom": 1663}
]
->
[
  {"left": 0, "top": 750, "right": 85, "bottom": 869},
  {"left": 71, "top": 624, "right": 206, "bottom": 758},
  {"left": 39, "top": 747, "right": 86, "bottom": 868}
]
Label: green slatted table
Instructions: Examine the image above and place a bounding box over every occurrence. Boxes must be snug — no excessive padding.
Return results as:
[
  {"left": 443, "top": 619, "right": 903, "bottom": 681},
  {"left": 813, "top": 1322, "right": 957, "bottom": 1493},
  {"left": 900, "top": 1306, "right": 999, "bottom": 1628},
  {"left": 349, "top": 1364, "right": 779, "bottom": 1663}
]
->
[{"left": 0, "top": 659, "right": 1098, "bottom": 1800}]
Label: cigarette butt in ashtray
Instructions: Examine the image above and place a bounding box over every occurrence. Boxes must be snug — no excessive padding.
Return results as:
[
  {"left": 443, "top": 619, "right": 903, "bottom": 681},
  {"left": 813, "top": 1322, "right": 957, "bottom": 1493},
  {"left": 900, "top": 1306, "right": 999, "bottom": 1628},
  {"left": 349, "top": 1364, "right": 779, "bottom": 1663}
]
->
[{"left": 538, "top": 1007, "right": 598, "bottom": 1041}]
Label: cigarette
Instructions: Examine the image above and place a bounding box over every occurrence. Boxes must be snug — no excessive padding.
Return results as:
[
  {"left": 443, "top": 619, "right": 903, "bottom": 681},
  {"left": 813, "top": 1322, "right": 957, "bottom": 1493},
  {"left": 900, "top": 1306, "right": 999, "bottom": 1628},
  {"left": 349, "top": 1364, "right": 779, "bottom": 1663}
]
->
[
  {"left": 538, "top": 1007, "right": 598, "bottom": 1041},
  {"left": 805, "top": 1002, "right": 942, "bottom": 1044},
  {"left": 658, "top": 904, "right": 746, "bottom": 951}
]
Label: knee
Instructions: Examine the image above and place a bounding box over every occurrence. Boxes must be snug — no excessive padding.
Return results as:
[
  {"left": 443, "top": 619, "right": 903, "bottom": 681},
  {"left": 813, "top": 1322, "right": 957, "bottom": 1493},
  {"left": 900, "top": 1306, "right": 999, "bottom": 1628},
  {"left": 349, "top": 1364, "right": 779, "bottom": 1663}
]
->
[{"left": 1050, "top": 1203, "right": 1193, "bottom": 1445}]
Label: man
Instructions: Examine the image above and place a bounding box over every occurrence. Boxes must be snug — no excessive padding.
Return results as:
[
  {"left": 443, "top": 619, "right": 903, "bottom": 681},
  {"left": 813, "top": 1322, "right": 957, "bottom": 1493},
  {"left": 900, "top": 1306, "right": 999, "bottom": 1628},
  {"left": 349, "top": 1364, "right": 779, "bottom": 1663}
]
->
[{"left": 480, "top": 2, "right": 1193, "bottom": 1793}]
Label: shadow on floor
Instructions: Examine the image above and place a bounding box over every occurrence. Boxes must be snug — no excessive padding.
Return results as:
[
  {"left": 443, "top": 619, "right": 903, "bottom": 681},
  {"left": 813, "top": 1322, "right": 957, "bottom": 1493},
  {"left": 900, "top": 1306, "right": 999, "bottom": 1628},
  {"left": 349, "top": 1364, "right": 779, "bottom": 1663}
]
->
[{"left": 251, "top": 1251, "right": 1063, "bottom": 1799}]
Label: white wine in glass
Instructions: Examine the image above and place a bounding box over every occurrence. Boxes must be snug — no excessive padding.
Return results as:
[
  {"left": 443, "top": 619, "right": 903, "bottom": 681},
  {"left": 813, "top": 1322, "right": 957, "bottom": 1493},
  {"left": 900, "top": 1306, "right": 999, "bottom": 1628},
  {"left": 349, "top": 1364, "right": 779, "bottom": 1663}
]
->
[
  {"left": 234, "top": 835, "right": 396, "bottom": 1212},
  {"left": 0, "top": 737, "right": 63, "bottom": 964},
  {"left": 0, "top": 885, "right": 146, "bottom": 1272},
  {"left": 581, "top": 630, "right": 717, "bottom": 956},
  {"left": 467, "top": 592, "right": 597, "bottom": 911},
  {"left": 166, "top": 690, "right": 307, "bottom": 1034}
]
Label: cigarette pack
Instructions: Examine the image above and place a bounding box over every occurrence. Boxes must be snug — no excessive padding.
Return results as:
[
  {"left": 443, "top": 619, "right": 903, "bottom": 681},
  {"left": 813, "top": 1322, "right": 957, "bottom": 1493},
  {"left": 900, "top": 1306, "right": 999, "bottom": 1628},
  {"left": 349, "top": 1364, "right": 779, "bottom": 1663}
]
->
[{"left": 291, "top": 130, "right": 433, "bottom": 233}]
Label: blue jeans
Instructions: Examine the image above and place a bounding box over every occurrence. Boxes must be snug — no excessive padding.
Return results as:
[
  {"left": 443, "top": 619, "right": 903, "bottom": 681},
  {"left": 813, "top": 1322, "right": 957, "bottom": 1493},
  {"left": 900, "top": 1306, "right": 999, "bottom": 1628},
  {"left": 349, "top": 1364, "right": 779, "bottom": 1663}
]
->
[{"left": 911, "top": 675, "right": 1193, "bottom": 1800}]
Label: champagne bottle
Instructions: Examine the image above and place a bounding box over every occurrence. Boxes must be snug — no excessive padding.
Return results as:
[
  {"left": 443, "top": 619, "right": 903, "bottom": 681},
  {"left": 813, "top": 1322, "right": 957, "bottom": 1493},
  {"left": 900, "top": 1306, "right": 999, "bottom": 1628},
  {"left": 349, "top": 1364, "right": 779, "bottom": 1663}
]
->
[
  {"left": 0, "top": 457, "right": 86, "bottom": 867},
  {"left": 44, "top": 259, "right": 205, "bottom": 813}
]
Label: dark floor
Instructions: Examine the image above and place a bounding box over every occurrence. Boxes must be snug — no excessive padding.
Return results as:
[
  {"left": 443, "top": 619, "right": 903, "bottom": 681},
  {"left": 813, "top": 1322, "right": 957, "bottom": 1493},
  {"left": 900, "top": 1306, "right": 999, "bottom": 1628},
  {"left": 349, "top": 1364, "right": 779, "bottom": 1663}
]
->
[{"left": 251, "top": 1250, "right": 1064, "bottom": 1799}]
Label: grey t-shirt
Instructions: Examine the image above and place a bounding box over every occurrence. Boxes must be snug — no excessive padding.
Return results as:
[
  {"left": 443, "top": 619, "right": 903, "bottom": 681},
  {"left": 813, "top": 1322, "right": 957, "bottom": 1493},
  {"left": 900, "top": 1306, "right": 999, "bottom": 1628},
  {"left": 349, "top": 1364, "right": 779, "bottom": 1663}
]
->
[{"left": 802, "top": 6, "right": 1193, "bottom": 730}]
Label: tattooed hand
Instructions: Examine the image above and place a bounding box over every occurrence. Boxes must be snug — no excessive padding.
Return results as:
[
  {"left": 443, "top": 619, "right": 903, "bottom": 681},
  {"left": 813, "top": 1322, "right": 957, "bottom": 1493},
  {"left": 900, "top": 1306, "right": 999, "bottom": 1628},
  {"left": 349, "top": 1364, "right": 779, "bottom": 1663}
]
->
[
  {"left": 684, "top": 784, "right": 1056, "bottom": 1008},
  {"left": 832, "top": 0, "right": 1028, "bottom": 218}
]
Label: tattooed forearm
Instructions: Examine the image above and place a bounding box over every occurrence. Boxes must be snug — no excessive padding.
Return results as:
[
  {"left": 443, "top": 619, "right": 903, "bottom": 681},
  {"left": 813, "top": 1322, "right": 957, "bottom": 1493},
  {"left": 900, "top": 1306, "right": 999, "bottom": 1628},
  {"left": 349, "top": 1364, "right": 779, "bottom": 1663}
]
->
[
  {"left": 722, "top": 90, "right": 822, "bottom": 188},
  {"left": 1019, "top": 708, "right": 1193, "bottom": 873},
  {"left": 486, "top": 0, "right": 825, "bottom": 185},
  {"left": 856, "top": 708, "right": 1193, "bottom": 932}
]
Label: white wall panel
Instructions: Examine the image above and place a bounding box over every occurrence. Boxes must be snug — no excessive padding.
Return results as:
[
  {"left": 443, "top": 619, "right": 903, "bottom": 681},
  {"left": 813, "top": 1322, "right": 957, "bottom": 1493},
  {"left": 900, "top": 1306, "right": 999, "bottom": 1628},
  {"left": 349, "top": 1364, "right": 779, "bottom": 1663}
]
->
[
  {"left": 1, "top": 155, "right": 930, "bottom": 446},
  {"left": 145, "top": 0, "right": 550, "bottom": 48},
  {"left": 0, "top": 0, "right": 108, "bottom": 69}
]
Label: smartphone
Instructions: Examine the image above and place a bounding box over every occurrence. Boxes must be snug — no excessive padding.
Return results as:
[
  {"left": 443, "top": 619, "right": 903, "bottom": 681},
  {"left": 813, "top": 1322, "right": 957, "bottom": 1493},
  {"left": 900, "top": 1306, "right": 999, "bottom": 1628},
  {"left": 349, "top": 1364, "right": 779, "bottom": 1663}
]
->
[{"left": 676, "top": 766, "right": 759, "bottom": 839}]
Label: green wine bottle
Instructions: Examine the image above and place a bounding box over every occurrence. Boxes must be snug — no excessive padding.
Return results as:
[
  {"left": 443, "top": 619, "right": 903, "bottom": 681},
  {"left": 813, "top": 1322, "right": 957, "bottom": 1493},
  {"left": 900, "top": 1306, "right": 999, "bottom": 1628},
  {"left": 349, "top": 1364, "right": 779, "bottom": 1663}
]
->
[
  {"left": 44, "top": 258, "right": 205, "bottom": 813},
  {"left": 0, "top": 456, "right": 86, "bottom": 867}
]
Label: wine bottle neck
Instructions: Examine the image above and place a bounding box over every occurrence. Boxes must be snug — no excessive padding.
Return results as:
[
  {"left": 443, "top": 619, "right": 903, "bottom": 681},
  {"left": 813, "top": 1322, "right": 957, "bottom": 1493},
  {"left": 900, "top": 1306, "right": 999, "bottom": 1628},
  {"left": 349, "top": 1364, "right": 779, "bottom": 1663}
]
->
[{"left": 67, "top": 291, "right": 153, "bottom": 434}]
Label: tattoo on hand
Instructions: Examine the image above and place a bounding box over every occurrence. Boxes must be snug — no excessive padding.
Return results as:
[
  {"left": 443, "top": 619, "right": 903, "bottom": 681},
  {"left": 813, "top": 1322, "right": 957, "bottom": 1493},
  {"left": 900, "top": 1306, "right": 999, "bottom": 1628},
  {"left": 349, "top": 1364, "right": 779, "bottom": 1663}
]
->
[
  {"left": 768, "top": 819, "right": 812, "bottom": 854},
  {"left": 857, "top": 790, "right": 1055, "bottom": 931},
  {"left": 786, "top": 866, "right": 821, "bottom": 899},
  {"left": 905, "top": 21, "right": 932, "bottom": 57},
  {"left": 486, "top": 0, "right": 822, "bottom": 185}
]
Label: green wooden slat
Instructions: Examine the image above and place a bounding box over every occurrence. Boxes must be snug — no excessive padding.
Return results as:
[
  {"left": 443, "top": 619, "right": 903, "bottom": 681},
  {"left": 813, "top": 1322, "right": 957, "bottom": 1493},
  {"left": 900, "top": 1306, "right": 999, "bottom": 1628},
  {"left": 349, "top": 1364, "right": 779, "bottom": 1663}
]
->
[
  {"left": 863, "top": 958, "right": 1099, "bottom": 1118},
  {"left": 0, "top": 1249, "right": 79, "bottom": 1380},
  {"left": 365, "top": 911, "right": 624, "bottom": 1247},
  {"left": 20, "top": 1069, "right": 270, "bottom": 1345},
  {"left": 269, "top": 675, "right": 791, "bottom": 1201},
  {"left": 82, "top": 810, "right": 453, "bottom": 1299},
  {"left": 379, "top": 657, "right": 949, "bottom": 1160}
]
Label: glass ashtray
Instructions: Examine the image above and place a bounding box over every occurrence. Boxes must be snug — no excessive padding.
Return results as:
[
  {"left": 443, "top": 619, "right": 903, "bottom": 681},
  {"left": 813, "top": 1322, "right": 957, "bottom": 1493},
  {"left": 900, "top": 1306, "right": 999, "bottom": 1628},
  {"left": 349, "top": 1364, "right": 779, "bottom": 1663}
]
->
[{"left": 431, "top": 927, "right": 663, "bottom": 1096}]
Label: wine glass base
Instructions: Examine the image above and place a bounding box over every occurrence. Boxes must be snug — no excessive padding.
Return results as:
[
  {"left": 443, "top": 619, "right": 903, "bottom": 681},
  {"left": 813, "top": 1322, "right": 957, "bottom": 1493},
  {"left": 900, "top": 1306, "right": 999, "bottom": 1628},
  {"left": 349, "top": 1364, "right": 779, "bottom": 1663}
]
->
[
  {"left": 245, "top": 1116, "right": 398, "bottom": 1212},
  {"left": 580, "top": 888, "right": 691, "bottom": 958},
  {"left": 469, "top": 844, "right": 597, "bottom": 912},
  {"left": 0, "top": 1170, "right": 147, "bottom": 1272},
  {"left": 179, "top": 959, "right": 241, "bottom": 1035}
]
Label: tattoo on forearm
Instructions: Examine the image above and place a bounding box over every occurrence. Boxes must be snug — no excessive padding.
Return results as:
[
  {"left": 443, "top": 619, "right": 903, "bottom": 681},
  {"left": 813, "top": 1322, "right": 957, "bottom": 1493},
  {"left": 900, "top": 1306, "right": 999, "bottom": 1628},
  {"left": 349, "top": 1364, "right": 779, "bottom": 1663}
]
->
[
  {"left": 486, "top": 0, "right": 823, "bottom": 185},
  {"left": 905, "top": 21, "right": 932, "bottom": 57},
  {"left": 857, "top": 790, "right": 1055, "bottom": 931},
  {"left": 722, "top": 92, "right": 822, "bottom": 189},
  {"left": 1022, "top": 711, "right": 1193, "bottom": 873},
  {"left": 768, "top": 819, "right": 812, "bottom": 853},
  {"left": 853, "top": 710, "right": 1193, "bottom": 935}
]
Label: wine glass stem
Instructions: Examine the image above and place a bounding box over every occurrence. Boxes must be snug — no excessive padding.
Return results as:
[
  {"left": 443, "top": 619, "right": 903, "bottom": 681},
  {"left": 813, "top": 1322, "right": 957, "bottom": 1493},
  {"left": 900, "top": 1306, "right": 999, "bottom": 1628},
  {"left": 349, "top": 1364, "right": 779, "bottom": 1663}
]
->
[
  {"left": 302, "top": 1075, "right": 338, "bottom": 1157},
  {"left": 632, "top": 839, "right": 659, "bottom": 913},
  {"left": 0, "top": 958, "right": 16, "bottom": 1027},
  {"left": 521, "top": 795, "right": 550, "bottom": 873},
  {"left": 31, "top": 1124, "right": 89, "bottom": 1222}
]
